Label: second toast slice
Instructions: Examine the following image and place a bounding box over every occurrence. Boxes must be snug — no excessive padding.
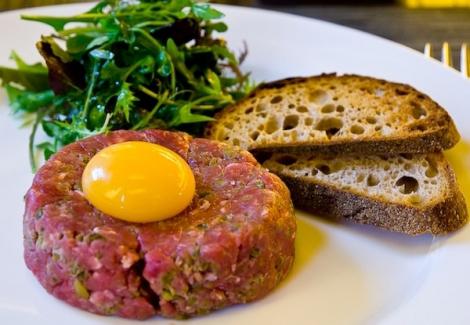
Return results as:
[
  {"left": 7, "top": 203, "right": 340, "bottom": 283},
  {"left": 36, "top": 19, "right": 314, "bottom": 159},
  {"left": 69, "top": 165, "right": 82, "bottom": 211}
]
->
[{"left": 263, "top": 152, "right": 467, "bottom": 235}]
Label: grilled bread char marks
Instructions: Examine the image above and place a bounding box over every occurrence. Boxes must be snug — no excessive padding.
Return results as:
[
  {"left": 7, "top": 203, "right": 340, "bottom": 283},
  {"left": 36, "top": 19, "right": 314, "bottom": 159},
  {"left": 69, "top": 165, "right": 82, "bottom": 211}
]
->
[
  {"left": 205, "top": 74, "right": 460, "bottom": 155},
  {"left": 263, "top": 152, "right": 468, "bottom": 235}
]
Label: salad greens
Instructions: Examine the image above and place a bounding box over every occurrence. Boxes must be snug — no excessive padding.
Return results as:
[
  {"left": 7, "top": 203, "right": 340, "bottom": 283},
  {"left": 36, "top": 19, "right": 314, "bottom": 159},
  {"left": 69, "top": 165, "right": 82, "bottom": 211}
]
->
[{"left": 0, "top": 0, "right": 253, "bottom": 171}]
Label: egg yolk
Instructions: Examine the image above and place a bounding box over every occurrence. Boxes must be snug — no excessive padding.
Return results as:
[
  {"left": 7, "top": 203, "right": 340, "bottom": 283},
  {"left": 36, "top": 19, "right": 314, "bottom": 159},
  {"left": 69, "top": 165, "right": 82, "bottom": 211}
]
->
[{"left": 82, "top": 141, "right": 195, "bottom": 223}]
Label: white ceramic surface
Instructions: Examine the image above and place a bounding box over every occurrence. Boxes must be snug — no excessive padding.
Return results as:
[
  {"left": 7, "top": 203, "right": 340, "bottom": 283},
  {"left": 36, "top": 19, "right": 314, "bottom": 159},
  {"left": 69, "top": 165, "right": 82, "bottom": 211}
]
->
[{"left": 0, "top": 4, "right": 469, "bottom": 325}]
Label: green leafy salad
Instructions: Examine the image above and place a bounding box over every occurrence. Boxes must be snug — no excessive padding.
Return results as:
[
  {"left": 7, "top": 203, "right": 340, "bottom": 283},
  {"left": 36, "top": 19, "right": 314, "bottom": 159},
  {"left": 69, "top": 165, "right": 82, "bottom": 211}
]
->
[{"left": 0, "top": 0, "right": 253, "bottom": 170}]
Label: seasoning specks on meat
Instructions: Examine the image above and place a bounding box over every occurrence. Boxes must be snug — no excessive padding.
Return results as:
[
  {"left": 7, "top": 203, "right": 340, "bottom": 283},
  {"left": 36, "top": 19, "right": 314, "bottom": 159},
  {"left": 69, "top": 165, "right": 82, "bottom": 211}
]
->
[{"left": 23, "top": 130, "right": 296, "bottom": 319}]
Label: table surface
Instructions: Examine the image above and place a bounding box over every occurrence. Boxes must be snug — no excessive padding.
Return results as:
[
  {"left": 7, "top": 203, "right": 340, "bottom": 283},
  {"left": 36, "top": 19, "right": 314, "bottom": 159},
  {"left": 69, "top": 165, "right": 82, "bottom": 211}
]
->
[
  {"left": 255, "top": 4, "right": 470, "bottom": 67},
  {"left": 1, "top": 1, "right": 469, "bottom": 67}
]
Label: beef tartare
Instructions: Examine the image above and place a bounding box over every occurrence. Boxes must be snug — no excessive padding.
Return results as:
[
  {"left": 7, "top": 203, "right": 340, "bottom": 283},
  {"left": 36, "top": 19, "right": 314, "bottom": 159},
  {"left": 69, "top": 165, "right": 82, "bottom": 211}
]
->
[{"left": 23, "top": 130, "right": 296, "bottom": 319}]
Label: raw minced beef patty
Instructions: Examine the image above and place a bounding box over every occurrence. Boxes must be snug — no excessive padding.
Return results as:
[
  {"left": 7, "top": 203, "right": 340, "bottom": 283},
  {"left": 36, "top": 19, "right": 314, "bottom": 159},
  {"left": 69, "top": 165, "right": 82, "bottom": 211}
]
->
[{"left": 23, "top": 129, "right": 296, "bottom": 319}]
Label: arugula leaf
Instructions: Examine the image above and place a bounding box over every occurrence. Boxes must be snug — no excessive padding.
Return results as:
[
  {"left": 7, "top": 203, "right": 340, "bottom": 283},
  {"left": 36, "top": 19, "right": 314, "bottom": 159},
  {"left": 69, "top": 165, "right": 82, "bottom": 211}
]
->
[
  {"left": 36, "top": 141, "right": 56, "bottom": 160},
  {"left": 40, "top": 37, "right": 73, "bottom": 63},
  {"left": 90, "top": 49, "right": 114, "bottom": 60},
  {"left": 156, "top": 50, "right": 172, "bottom": 78},
  {"left": 42, "top": 118, "right": 97, "bottom": 146},
  {"left": 5, "top": 0, "right": 255, "bottom": 170},
  {"left": 205, "top": 22, "right": 228, "bottom": 33},
  {"left": 87, "top": 104, "right": 107, "bottom": 130},
  {"left": 191, "top": 3, "right": 224, "bottom": 20},
  {"left": 5, "top": 84, "right": 54, "bottom": 113},
  {"left": 29, "top": 107, "right": 49, "bottom": 171},
  {"left": 10, "top": 51, "right": 47, "bottom": 72},
  {"left": 86, "top": 1, "right": 110, "bottom": 14},
  {"left": 115, "top": 82, "right": 137, "bottom": 122},
  {"left": 169, "top": 102, "right": 214, "bottom": 127},
  {"left": 86, "top": 35, "right": 112, "bottom": 51},
  {"left": 0, "top": 66, "right": 49, "bottom": 91},
  {"left": 0, "top": 51, "right": 49, "bottom": 91},
  {"left": 66, "top": 34, "right": 96, "bottom": 55},
  {"left": 21, "top": 13, "right": 102, "bottom": 31},
  {"left": 206, "top": 70, "right": 222, "bottom": 92},
  {"left": 36, "top": 40, "right": 85, "bottom": 93}
]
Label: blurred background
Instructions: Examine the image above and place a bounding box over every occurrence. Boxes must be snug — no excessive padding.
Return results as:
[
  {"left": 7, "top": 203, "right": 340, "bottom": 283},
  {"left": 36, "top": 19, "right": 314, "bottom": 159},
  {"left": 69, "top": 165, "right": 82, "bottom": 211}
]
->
[
  {"left": 3, "top": 0, "right": 470, "bottom": 9},
  {"left": 1, "top": 0, "right": 469, "bottom": 68}
]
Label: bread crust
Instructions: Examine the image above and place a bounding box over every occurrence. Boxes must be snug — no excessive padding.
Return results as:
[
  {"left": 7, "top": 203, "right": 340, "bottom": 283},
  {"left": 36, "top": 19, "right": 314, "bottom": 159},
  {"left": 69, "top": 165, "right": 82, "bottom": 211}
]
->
[
  {"left": 277, "top": 165, "right": 467, "bottom": 235},
  {"left": 205, "top": 73, "right": 460, "bottom": 155},
  {"left": 251, "top": 124, "right": 459, "bottom": 155},
  {"left": 205, "top": 73, "right": 467, "bottom": 235}
]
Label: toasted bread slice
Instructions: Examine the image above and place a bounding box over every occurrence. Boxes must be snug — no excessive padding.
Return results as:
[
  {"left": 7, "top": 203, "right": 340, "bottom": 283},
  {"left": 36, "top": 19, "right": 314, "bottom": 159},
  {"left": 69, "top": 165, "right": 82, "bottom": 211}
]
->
[
  {"left": 262, "top": 152, "right": 467, "bottom": 235},
  {"left": 205, "top": 74, "right": 460, "bottom": 155}
]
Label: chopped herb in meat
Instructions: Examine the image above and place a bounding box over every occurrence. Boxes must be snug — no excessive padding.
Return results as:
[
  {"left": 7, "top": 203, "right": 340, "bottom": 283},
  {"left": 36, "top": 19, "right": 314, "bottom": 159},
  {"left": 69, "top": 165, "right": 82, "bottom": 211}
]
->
[{"left": 23, "top": 130, "right": 296, "bottom": 319}]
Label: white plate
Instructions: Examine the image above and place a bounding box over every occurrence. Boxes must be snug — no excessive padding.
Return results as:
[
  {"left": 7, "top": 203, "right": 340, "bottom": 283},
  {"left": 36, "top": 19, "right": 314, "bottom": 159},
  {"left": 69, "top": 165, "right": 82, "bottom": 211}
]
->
[{"left": 1, "top": 4, "right": 469, "bottom": 325}]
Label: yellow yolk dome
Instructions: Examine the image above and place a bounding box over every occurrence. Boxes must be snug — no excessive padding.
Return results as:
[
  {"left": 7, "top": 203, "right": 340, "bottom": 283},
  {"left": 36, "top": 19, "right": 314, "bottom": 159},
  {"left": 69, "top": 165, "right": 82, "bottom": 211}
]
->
[{"left": 81, "top": 141, "right": 195, "bottom": 223}]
